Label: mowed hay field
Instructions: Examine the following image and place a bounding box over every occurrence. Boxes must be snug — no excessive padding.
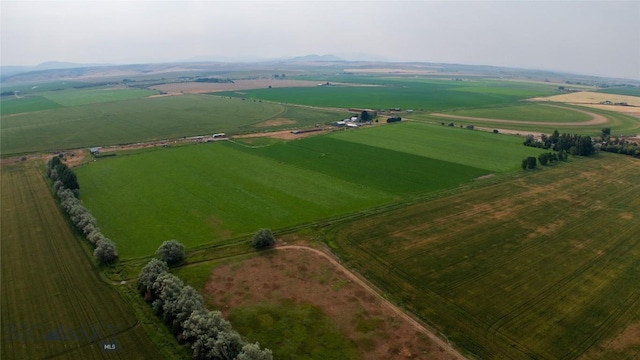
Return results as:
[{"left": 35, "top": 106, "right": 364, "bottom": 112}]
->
[
  {"left": 0, "top": 163, "right": 164, "bottom": 359},
  {"left": 324, "top": 154, "right": 640, "bottom": 359}
]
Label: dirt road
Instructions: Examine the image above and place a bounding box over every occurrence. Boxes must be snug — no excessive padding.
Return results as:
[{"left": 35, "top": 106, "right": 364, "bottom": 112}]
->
[{"left": 276, "top": 244, "right": 467, "bottom": 360}]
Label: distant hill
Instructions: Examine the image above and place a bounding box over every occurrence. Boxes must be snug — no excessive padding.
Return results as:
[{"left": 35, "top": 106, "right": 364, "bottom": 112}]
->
[{"left": 286, "top": 54, "right": 344, "bottom": 62}]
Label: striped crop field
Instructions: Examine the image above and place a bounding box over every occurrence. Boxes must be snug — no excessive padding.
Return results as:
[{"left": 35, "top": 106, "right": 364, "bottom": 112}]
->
[
  {"left": 323, "top": 153, "right": 640, "bottom": 359},
  {"left": 0, "top": 163, "right": 165, "bottom": 359}
]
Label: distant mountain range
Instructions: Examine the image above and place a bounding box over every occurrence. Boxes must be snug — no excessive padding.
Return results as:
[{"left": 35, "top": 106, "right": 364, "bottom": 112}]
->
[{"left": 1, "top": 55, "right": 637, "bottom": 85}]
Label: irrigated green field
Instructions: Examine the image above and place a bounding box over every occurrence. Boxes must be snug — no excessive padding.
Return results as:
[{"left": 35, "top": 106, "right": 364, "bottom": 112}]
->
[
  {"left": 323, "top": 154, "right": 640, "bottom": 359},
  {"left": 437, "top": 103, "right": 592, "bottom": 123},
  {"left": 75, "top": 141, "right": 394, "bottom": 258},
  {"left": 0, "top": 95, "right": 63, "bottom": 115},
  {"left": 39, "top": 88, "right": 158, "bottom": 107},
  {"left": 0, "top": 95, "right": 344, "bottom": 155},
  {"left": 0, "top": 163, "right": 171, "bottom": 359},
  {"left": 218, "top": 78, "right": 560, "bottom": 111},
  {"left": 76, "top": 123, "right": 549, "bottom": 259},
  {"left": 329, "top": 122, "right": 549, "bottom": 173}
]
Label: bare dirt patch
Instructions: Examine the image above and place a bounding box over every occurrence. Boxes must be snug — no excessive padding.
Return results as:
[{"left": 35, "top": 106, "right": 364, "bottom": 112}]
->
[
  {"left": 252, "top": 118, "right": 296, "bottom": 127},
  {"left": 232, "top": 127, "right": 338, "bottom": 141},
  {"left": 607, "top": 322, "right": 640, "bottom": 351},
  {"left": 204, "top": 246, "right": 463, "bottom": 360}
]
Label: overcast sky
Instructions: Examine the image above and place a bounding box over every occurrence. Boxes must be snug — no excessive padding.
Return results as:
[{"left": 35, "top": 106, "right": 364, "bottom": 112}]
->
[{"left": 2, "top": 0, "right": 639, "bottom": 80}]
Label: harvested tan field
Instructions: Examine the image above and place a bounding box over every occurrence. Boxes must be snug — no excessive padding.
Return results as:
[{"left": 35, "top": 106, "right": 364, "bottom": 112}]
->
[
  {"left": 530, "top": 91, "right": 640, "bottom": 107},
  {"left": 577, "top": 104, "right": 640, "bottom": 117},
  {"left": 252, "top": 118, "right": 296, "bottom": 127},
  {"left": 152, "top": 80, "right": 327, "bottom": 94}
]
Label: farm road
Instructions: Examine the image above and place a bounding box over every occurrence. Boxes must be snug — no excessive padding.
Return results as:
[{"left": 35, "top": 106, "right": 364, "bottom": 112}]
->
[
  {"left": 431, "top": 104, "right": 608, "bottom": 127},
  {"left": 277, "top": 245, "right": 467, "bottom": 360}
]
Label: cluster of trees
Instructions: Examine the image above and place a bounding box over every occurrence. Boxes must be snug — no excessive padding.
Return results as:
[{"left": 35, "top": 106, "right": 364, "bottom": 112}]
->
[
  {"left": 138, "top": 247, "right": 272, "bottom": 360},
  {"left": 600, "top": 129, "right": 640, "bottom": 158},
  {"left": 386, "top": 117, "right": 402, "bottom": 123},
  {"left": 521, "top": 151, "right": 567, "bottom": 170},
  {"left": 523, "top": 131, "right": 595, "bottom": 156},
  {"left": 601, "top": 141, "right": 640, "bottom": 157},
  {"left": 47, "top": 156, "right": 118, "bottom": 264}
]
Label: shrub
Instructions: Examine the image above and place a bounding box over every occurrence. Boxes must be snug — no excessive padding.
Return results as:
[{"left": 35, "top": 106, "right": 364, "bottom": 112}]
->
[
  {"left": 252, "top": 229, "right": 275, "bottom": 249},
  {"left": 156, "top": 240, "right": 186, "bottom": 266}
]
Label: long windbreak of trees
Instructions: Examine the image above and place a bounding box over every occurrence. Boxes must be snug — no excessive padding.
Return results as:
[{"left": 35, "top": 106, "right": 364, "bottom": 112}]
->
[
  {"left": 47, "top": 156, "right": 118, "bottom": 264},
  {"left": 138, "top": 247, "right": 273, "bottom": 360}
]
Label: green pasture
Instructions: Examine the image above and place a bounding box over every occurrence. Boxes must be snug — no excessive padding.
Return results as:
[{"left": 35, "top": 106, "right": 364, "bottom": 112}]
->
[
  {"left": 437, "top": 103, "right": 591, "bottom": 122},
  {"left": 0, "top": 163, "right": 168, "bottom": 359},
  {"left": 413, "top": 106, "right": 640, "bottom": 136},
  {"left": 231, "top": 302, "right": 359, "bottom": 360},
  {"left": 0, "top": 95, "right": 62, "bottom": 115},
  {"left": 329, "top": 122, "right": 549, "bottom": 173},
  {"left": 75, "top": 142, "right": 393, "bottom": 258},
  {"left": 217, "top": 78, "right": 559, "bottom": 111},
  {"left": 324, "top": 154, "right": 640, "bottom": 359},
  {"left": 40, "top": 88, "right": 158, "bottom": 107},
  {"left": 0, "top": 95, "right": 343, "bottom": 155},
  {"left": 1, "top": 80, "right": 88, "bottom": 94},
  {"left": 597, "top": 87, "right": 640, "bottom": 97},
  {"left": 231, "top": 135, "right": 489, "bottom": 195}
]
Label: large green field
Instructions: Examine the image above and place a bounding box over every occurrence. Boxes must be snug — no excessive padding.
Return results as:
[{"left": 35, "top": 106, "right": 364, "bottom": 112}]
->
[
  {"left": 0, "top": 163, "right": 169, "bottom": 359},
  {"left": 0, "top": 95, "right": 63, "bottom": 115},
  {"left": 323, "top": 154, "right": 640, "bottom": 359},
  {"left": 0, "top": 95, "right": 344, "bottom": 155},
  {"left": 39, "top": 88, "right": 158, "bottom": 107},
  {"left": 218, "top": 78, "right": 560, "bottom": 111},
  {"left": 75, "top": 141, "right": 394, "bottom": 258},
  {"left": 329, "top": 122, "right": 549, "bottom": 173},
  {"left": 436, "top": 103, "right": 592, "bottom": 123},
  {"left": 75, "top": 124, "right": 548, "bottom": 259}
]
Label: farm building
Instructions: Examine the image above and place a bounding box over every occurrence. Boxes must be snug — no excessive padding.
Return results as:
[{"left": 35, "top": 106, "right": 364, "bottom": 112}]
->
[{"left": 212, "top": 133, "right": 227, "bottom": 139}]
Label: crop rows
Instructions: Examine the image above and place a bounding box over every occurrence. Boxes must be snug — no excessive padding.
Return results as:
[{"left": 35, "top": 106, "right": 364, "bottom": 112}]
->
[
  {"left": 324, "top": 154, "right": 640, "bottom": 359},
  {"left": 0, "top": 164, "right": 164, "bottom": 359}
]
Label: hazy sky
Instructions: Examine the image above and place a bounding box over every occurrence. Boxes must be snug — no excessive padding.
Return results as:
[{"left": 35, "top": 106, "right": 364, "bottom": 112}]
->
[{"left": 2, "top": 0, "right": 639, "bottom": 80}]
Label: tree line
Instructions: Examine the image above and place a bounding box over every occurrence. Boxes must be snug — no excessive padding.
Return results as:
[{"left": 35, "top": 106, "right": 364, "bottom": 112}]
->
[
  {"left": 523, "top": 130, "right": 595, "bottom": 156},
  {"left": 138, "top": 240, "right": 272, "bottom": 360},
  {"left": 599, "top": 128, "right": 640, "bottom": 158},
  {"left": 47, "top": 156, "right": 118, "bottom": 264}
]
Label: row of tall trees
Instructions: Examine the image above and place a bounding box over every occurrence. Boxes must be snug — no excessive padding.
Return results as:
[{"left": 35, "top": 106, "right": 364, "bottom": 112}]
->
[
  {"left": 138, "top": 244, "right": 272, "bottom": 360},
  {"left": 48, "top": 156, "right": 118, "bottom": 264},
  {"left": 523, "top": 131, "right": 595, "bottom": 156}
]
